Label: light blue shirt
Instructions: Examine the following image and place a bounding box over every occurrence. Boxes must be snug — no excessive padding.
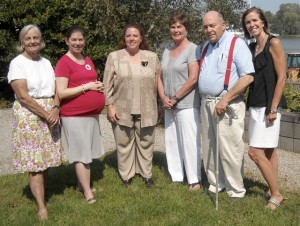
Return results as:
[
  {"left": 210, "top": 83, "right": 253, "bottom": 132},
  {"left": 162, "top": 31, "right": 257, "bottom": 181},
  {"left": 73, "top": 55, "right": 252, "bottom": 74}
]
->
[{"left": 198, "top": 31, "right": 254, "bottom": 97}]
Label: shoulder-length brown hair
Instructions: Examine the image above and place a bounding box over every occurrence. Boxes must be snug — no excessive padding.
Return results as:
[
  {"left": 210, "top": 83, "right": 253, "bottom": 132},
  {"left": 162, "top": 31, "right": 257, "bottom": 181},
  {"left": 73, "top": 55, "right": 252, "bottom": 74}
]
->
[
  {"left": 241, "top": 7, "right": 270, "bottom": 39},
  {"left": 118, "top": 23, "right": 149, "bottom": 50},
  {"left": 169, "top": 13, "right": 190, "bottom": 32}
]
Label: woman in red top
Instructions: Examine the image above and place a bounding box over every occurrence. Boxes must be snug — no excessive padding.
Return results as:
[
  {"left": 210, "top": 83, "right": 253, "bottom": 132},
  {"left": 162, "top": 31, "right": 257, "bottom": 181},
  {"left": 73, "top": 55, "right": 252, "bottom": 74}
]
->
[{"left": 55, "top": 25, "right": 105, "bottom": 204}]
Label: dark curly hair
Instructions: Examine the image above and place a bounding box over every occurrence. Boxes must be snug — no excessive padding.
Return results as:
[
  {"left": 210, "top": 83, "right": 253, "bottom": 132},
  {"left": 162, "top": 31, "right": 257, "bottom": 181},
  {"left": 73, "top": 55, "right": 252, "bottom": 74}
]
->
[{"left": 65, "top": 25, "right": 86, "bottom": 39}]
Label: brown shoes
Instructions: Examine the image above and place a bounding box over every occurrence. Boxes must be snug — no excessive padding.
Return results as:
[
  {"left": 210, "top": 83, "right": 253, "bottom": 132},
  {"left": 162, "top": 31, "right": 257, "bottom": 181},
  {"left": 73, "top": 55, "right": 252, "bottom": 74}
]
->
[{"left": 122, "top": 177, "right": 154, "bottom": 188}]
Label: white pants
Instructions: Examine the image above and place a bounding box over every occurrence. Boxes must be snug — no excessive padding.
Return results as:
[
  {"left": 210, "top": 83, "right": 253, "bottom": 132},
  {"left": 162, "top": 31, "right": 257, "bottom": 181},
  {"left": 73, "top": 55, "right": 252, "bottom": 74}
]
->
[
  {"left": 165, "top": 108, "right": 201, "bottom": 184},
  {"left": 201, "top": 97, "right": 246, "bottom": 198}
]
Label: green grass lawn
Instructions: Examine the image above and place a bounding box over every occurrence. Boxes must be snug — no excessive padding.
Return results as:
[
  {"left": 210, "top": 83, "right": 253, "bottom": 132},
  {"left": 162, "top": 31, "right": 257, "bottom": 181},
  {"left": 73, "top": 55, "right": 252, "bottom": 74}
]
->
[{"left": 0, "top": 151, "right": 299, "bottom": 226}]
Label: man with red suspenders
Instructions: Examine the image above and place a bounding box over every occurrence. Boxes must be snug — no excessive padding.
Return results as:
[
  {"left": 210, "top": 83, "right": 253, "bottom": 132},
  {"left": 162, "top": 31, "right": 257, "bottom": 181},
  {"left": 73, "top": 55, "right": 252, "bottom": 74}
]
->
[{"left": 198, "top": 11, "right": 254, "bottom": 199}]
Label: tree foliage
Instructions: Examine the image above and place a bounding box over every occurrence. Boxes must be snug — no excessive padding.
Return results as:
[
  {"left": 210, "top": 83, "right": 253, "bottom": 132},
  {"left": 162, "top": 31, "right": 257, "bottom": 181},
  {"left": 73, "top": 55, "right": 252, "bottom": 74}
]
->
[
  {"left": 203, "top": 0, "right": 247, "bottom": 30},
  {"left": 0, "top": 0, "right": 248, "bottom": 100},
  {"left": 269, "top": 3, "right": 300, "bottom": 35}
]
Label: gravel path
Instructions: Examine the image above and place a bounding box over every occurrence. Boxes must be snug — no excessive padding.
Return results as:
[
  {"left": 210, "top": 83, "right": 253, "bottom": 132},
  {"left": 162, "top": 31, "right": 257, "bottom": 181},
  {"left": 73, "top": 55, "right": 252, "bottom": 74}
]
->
[{"left": 1, "top": 108, "right": 299, "bottom": 191}]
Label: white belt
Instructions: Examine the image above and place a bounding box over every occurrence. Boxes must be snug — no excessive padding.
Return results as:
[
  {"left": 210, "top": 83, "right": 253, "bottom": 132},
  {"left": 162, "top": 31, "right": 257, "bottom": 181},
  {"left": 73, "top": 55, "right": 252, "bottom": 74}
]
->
[
  {"left": 203, "top": 96, "right": 238, "bottom": 119},
  {"left": 204, "top": 96, "right": 222, "bottom": 101}
]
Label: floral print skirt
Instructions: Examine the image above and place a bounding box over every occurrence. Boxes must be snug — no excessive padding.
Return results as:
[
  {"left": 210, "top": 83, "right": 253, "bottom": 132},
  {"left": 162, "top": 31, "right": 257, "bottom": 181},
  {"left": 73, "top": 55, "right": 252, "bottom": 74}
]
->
[{"left": 12, "top": 98, "right": 64, "bottom": 173}]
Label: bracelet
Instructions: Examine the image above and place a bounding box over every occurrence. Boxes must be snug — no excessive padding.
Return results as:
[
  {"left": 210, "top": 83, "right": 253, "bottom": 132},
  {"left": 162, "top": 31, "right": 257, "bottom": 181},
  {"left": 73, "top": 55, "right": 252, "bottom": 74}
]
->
[
  {"left": 52, "top": 105, "right": 60, "bottom": 111},
  {"left": 81, "top": 84, "right": 85, "bottom": 94}
]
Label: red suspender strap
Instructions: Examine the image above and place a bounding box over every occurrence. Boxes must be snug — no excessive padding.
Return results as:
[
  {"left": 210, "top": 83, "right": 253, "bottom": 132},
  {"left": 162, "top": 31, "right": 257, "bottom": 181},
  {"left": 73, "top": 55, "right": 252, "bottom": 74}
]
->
[
  {"left": 199, "top": 36, "right": 238, "bottom": 92},
  {"left": 224, "top": 36, "right": 238, "bottom": 90},
  {"left": 199, "top": 44, "right": 209, "bottom": 71}
]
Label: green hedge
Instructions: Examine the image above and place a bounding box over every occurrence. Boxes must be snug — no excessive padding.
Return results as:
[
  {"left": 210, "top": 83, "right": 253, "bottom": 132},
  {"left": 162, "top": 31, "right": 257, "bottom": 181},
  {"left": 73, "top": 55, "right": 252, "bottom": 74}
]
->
[{"left": 283, "top": 84, "right": 300, "bottom": 113}]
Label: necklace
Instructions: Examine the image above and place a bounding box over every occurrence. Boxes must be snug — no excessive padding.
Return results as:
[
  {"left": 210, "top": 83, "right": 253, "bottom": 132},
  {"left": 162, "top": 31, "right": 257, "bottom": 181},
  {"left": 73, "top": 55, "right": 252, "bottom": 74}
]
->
[{"left": 255, "top": 34, "right": 268, "bottom": 54}]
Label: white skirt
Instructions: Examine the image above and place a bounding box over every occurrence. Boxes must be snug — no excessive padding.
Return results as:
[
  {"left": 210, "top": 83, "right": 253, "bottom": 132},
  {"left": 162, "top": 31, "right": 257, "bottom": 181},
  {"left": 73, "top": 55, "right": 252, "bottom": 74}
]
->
[
  {"left": 61, "top": 116, "right": 105, "bottom": 164},
  {"left": 248, "top": 107, "right": 281, "bottom": 148}
]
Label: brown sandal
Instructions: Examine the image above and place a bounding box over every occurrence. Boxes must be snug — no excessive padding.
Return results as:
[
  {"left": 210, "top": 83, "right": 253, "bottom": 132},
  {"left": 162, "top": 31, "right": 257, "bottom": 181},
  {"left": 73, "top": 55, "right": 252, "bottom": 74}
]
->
[{"left": 189, "top": 183, "right": 202, "bottom": 191}]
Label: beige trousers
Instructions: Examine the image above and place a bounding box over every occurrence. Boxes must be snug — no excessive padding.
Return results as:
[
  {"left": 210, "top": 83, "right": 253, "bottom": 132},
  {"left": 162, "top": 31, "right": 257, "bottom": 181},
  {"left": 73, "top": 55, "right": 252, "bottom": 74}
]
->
[
  {"left": 200, "top": 97, "right": 246, "bottom": 198},
  {"left": 112, "top": 115, "right": 155, "bottom": 181}
]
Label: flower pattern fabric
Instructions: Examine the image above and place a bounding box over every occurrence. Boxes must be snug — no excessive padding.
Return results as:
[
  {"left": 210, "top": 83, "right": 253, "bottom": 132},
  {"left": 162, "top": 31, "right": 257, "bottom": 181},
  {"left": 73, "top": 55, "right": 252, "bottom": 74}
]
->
[{"left": 12, "top": 98, "right": 64, "bottom": 172}]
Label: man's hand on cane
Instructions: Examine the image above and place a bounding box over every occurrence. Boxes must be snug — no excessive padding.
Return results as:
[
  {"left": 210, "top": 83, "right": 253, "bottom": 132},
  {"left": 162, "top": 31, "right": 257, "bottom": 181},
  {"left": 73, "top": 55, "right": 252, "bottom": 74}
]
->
[{"left": 214, "top": 97, "right": 229, "bottom": 116}]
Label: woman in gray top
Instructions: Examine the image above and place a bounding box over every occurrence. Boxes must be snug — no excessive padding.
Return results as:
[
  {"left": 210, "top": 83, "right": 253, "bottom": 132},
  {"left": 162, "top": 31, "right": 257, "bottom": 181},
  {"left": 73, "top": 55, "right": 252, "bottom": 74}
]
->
[{"left": 158, "top": 13, "right": 201, "bottom": 190}]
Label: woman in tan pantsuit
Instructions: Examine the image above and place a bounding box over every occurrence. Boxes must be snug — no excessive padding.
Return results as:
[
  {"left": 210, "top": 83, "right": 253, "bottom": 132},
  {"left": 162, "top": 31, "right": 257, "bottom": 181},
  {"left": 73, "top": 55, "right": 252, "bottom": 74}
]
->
[{"left": 103, "top": 23, "right": 160, "bottom": 188}]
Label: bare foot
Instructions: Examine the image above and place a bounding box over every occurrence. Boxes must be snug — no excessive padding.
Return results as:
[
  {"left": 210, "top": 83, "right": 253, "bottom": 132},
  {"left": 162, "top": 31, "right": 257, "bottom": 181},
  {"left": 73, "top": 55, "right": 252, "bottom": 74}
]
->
[{"left": 38, "top": 208, "right": 48, "bottom": 220}]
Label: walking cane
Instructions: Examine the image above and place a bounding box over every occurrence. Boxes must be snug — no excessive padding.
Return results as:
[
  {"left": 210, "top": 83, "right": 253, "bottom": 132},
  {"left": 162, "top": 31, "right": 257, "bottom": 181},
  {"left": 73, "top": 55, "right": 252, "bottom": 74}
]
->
[
  {"left": 215, "top": 114, "right": 220, "bottom": 210},
  {"left": 215, "top": 106, "right": 237, "bottom": 210}
]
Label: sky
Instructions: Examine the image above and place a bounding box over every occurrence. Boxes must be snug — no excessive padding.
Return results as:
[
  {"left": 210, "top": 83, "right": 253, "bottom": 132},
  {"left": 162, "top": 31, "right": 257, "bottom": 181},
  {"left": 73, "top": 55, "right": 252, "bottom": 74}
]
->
[{"left": 249, "top": 0, "right": 300, "bottom": 13}]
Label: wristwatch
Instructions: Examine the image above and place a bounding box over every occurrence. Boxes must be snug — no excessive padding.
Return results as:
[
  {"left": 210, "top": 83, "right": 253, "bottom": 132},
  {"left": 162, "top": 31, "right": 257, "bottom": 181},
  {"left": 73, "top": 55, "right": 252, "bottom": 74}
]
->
[{"left": 270, "top": 108, "right": 277, "bottom": 114}]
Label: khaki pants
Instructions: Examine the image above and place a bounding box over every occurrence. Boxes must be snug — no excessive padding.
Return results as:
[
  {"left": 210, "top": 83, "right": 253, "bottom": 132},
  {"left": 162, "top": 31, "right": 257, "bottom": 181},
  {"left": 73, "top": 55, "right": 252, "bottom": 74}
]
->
[
  {"left": 112, "top": 115, "right": 155, "bottom": 180},
  {"left": 200, "top": 97, "right": 246, "bottom": 198}
]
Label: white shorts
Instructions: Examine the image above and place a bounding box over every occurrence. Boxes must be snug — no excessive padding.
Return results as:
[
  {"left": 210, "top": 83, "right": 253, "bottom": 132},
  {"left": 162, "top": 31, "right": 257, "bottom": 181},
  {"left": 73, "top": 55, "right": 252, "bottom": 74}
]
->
[{"left": 248, "top": 107, "right": 281, "bottom": 148}]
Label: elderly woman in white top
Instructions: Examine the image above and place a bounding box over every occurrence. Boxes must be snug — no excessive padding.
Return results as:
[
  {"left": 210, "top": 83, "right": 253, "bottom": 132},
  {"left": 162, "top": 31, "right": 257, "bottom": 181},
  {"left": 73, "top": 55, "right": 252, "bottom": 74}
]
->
[
  {"left": 158, "top": 13, "right": 201, "bottom": 190},
  {"left": 7, "top": 24, "right": 63, "bottom": 220}
]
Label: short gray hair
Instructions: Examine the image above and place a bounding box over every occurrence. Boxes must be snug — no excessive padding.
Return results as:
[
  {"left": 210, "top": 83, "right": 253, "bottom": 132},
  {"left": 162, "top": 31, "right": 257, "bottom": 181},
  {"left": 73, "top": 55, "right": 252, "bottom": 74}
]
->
[{"left": 16, "top": 24, "right": 45, "bottom": 52}]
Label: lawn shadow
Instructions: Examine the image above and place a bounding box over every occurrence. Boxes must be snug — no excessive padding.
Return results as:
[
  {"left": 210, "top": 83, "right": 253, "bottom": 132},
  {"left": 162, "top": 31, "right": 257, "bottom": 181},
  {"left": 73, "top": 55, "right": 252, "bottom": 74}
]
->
[
  {"left": 102, "top": 150, "right": 118, "bottom": 175},
  {"left": 22, "top": 159, "right": 105, "bottom": 202},
  {"left": 101, "top": 150, "right": 210, "bottom": 189},
  {"left": 200, "top": 174, "right": 268, "bottom": 203},
  {"left": 153, "top": 152, "right": 209, "bottom": 188},
  {"left": 102, "top": 150, "right": 178, "bottom": 182},
  {"left": 200, "top": 175, "right": 268, "bottom": 208},
  {"left": 152, "top": 151, "right": 168, "bottom": 174},
  {"left": 244, "top": 176, "right": 268, "bottom": 197},
  {"left": 200, "top": 163, "right": 209, "bottom": 187}
]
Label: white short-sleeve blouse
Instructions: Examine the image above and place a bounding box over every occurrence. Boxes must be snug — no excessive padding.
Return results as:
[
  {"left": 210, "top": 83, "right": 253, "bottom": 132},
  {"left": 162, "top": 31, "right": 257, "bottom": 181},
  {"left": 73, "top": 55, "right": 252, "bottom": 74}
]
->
[{"left": 7, "top": 54, "right": 55, "bottom": 99}]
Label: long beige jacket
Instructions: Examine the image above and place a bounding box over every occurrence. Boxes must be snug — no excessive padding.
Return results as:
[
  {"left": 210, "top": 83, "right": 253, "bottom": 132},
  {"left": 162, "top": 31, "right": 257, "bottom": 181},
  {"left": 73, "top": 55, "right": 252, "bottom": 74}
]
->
[{"left": 103, "top": 49, "right": 160, "bottom": 128}]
